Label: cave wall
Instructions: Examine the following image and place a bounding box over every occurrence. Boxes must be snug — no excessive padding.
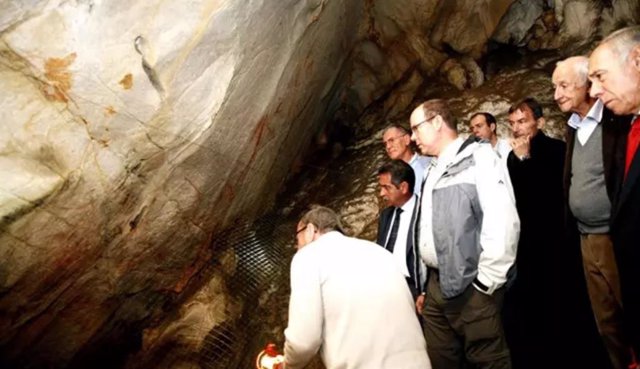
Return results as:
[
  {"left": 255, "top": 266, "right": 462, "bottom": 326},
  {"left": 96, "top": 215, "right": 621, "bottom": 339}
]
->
[
  {"left": 0, "top": 0, "right": 639, "bottom": 368},
  {"left": 340, "top": 0, "right": 640, "bottom": 133},
  {"left": 0, "top": 0, "right": 364, "bottom": 367}
]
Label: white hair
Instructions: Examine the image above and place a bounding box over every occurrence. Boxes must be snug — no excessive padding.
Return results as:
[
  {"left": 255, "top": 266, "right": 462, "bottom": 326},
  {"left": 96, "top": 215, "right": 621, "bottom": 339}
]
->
[
  {"left": 556, "top": 56, "right": 589, "bottom": 87},
  {"left": 600, "top": 26, "right": 640, "bottom": 63}
]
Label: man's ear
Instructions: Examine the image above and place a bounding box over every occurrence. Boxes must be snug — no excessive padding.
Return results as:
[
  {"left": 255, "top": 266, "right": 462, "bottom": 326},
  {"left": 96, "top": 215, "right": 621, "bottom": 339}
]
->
[
  {"left": 306, "top": 223, "right": 317, "bottom": 240},
  {"left": 536, "top": 117, "right": 546, "bottom": 129},
  {"left": 400, "top": 181, "right": 410, "bottom": 195},
  {"left": 631, "top": 45, "right": 640, "bottom": 72},
  {"left": 490, "top": 123, "right": 497, "bottom": 134},
  {"left": 433, "top": 115, "right": 443, "bottom": 131},
  {"left": 402, "top": 133, "right": 411, "bottom": 146}
]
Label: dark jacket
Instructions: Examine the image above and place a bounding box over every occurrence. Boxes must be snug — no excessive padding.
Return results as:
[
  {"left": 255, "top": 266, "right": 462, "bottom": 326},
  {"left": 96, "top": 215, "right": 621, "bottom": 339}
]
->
[
  {"left": 376, "top": 202, "right": 422, "bottom": 297},
  {"left": 505, "top": 132, "right": 570, "bottom": 364},
  {"left": 611, "top": 116, "right": 640, "bottom": 355},
  {"left": 508, "top": 131, "right": 566, "bottom": 272}
]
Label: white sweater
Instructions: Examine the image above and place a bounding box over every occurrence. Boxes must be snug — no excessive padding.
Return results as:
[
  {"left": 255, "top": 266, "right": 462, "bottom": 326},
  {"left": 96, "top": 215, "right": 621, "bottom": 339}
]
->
[{"left": 284, "top": 232, "right": 431, "bottom": 369}]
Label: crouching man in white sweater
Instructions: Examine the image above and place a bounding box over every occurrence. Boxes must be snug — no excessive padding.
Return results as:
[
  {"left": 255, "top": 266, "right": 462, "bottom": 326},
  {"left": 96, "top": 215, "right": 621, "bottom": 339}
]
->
[{"left": 283, "top": 205, "right": 431, "bottom": 369}]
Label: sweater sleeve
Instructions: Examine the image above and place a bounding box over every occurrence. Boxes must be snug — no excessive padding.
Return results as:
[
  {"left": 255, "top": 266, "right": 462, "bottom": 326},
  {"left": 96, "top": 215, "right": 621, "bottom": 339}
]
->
[
  {"left": 284, "top": 251, "right": 323, "bottom": 369},
  {"left": 474, "top": 147, "right": 520, "bottom": 294}
]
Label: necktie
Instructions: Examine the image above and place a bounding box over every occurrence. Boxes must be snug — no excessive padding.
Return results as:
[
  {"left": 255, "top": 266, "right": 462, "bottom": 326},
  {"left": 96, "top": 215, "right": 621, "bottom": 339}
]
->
[
  {"left": 624, "top": 116, "right": 640, "bottom": 179},
  {"left": 385, "top": 208, "right": 403, "bottom": 252}
]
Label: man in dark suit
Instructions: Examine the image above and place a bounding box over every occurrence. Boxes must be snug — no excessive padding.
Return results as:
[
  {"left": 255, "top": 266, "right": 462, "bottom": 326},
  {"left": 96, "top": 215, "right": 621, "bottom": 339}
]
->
[
  {"left": 504, "top": 97, "right": 569, "bottom": 369},
  {"left": 589, "top": 26, "right": 640, "bottom": 361},
  {"left": 554, "top": 56, "right": 631, "bottom": 369},
  {"left": 376, "top": 160, "right": 423, "bottom": 303}
]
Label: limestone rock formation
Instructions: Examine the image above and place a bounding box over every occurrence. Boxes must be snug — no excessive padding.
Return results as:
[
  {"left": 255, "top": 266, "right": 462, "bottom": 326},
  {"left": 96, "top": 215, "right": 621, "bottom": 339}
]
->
[
  {"left": 1, "top": 0, "right": 639, "bottom": 368},
  {"left": 0, "top": 1, "right": 364, "bottom": 367}
]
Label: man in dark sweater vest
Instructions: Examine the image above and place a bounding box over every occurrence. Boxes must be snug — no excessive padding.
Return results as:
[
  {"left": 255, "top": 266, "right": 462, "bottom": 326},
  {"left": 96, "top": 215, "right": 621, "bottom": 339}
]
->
[{"left": 553, "top": 56, "right": 632, "bottom": 369}]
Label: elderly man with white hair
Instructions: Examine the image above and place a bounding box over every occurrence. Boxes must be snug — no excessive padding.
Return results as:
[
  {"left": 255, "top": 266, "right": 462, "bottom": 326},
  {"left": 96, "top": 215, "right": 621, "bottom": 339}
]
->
[{"left": 553, "top": 55, "right": 632, "bottom": 369}]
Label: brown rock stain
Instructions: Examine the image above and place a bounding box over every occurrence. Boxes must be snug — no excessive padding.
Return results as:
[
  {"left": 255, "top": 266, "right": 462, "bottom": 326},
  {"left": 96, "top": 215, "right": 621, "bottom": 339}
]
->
[
  {"left": 119, "top": 73, "right": 133, "bottom": 90},
  {"left": 171, "top": 244, "right": 211, "bottom": 294},
  {"left": 252, "top": 115, "right": 272, "bottom": 150},
  {"left": 42, "top": 53, "right": 77, "bottom": 102},
  {"left": 222, "top": 183, "right": 235, "bottom": 203},
  {"left": 104, "top": 106, "right": 117, "bottom": 116}
]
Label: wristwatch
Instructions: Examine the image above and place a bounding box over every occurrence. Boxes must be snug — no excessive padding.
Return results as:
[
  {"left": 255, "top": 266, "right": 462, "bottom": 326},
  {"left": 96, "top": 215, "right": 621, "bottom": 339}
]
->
[{"left": 517, "top": 153, "right": 529, "bottom": 161}]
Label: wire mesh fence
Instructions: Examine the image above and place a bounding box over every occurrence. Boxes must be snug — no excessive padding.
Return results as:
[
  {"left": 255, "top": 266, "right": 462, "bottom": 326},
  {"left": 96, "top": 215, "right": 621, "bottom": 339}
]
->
[{"left": 197, "top": 213, "right": 325, "bottom": 369}]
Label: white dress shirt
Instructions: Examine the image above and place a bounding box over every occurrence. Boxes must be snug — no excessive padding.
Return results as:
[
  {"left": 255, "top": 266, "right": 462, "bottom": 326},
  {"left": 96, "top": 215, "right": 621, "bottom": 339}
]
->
[
  {"left": 383, "top": 195, "right": 416, "bottom": 277},
  {"left": 494, "top": 138, "right": 512, "bottom": 160},
  {"left": 420, "top": 138, "right": 465, "bottom": 268},
  {"left": 568, "top": 99, "right": 604, "bottom": 145},
  {"left": 409, "top": 153, "right": 431, "bottom": 195}
]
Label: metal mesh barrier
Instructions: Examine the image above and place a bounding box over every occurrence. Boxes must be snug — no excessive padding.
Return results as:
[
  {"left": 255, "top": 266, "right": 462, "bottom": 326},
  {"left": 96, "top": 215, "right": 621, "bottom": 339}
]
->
[
  {"left": 199, "top": 213, "right": 325, "bottom": 369},
  {"left": 188, "top": 124, "right": 384, "bottom": 369}
]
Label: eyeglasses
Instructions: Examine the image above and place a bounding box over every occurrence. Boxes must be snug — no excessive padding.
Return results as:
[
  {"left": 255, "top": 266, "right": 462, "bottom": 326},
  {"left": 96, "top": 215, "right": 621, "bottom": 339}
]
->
[
  {"left": 410, "top": 114, "right": 438, "bottom": 133},
  {"left": 296, "top": 225, "right": 307, "bottom": 236},
  {"left": 382, "top": 134, "right": 407, "bottom": 147},
  {"left": 294, "top": 225, "right": 306, "bottom": 244}
]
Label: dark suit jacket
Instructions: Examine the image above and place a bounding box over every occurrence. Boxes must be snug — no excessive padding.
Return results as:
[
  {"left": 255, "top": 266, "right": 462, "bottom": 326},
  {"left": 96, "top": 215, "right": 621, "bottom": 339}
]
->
[
  {"left": 376, "top": 202, "right": 422, "bottom": 297},
  {"left": 506, "top": 132, "right": 567, "bottom": 340},
  {"left": 611, "top": 116, "right": 640, "bottom": 354},
  {"left": 508, "top": 132, "right": 566, "bottom": 281}
]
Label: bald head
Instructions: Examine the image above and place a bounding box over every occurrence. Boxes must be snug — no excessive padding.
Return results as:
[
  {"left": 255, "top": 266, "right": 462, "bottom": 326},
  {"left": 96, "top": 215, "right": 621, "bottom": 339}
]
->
[
  {"left": 552, "top": 56, "right": 593, "bottom": 115},
  {"left": 589, "top": 26, "right": 640, "bottom": 115}
]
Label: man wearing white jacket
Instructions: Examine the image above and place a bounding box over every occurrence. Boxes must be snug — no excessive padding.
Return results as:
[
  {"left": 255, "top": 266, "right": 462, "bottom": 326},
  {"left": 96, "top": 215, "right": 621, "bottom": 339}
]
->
[
  {"left": 283, "top": 206, "right": 431, "bottom": 369},
  {"left": 410, "top": 99, "right": 520, "bottom": 369}
]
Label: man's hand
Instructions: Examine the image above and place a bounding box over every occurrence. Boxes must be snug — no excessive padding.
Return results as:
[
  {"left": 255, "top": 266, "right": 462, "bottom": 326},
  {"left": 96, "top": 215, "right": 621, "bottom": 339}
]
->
[
  {"left": 415, "top": 294, "right": 425, "bottom": 314},
  {"left": 510, "top": 135, "right": 531, "bottom": 160}
]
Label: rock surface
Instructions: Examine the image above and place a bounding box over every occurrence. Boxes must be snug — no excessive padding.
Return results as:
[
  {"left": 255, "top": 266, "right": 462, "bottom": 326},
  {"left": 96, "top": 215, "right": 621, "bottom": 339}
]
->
[
  {"left": 0, "top": 0, "right": 639, "bottom": 368},
  {"left": 0, "top": 0, "right": 364, "bottom": 367}
]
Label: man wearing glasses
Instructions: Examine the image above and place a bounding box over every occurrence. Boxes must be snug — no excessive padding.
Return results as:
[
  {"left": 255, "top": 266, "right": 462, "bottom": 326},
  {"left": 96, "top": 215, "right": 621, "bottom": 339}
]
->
[
  {"left": 382, "top": 124, "right": 431, "bottom": 193},
  {"left": 284, "top": 206, "right": 431, "bottom": 369},
  {"left": 410, "top": 99, "right": 519, "bottom": 369}
]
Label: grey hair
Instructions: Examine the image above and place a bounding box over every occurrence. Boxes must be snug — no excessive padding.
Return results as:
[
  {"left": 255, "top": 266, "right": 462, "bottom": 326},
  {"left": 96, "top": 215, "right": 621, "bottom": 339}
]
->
[
  {"left": 600, "top": 26, "right": 640, "bottom": 63},
  {"left": 556, "top": 56, "right": 589, "bottom": 87},
  {"left": 299, "top": 205, "right": 345, "bottom": 234}
]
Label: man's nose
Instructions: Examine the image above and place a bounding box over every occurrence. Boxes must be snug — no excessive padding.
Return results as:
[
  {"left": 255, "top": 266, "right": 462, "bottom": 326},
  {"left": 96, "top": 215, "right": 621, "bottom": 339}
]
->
[
  {"left": 554, "top": 88, "right": 562, "bottom": 101},
  {"left": 590, "top": 81, "right": 603, "bottom": 98}
]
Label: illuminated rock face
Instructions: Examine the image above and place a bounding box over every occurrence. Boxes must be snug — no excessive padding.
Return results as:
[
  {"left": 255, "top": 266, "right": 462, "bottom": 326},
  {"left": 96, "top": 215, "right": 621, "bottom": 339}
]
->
[
  {"left": 0, "top": 0, "right": 638, "bottom": 367},
  {"left": 0, "top": 1, "right": 364, "bottom": 367}
]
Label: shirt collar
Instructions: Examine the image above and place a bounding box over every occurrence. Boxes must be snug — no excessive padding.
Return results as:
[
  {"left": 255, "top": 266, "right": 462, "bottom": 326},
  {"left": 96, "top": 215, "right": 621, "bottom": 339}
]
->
[
  {"left": 568, "top": 99, "right": 603, "bottom": 129},
  {"left": 408, "top": 153, "right": 419, "bottom": 165},
  {"left": 399, "top": 194, "right": 417, "bottom": 212}
]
